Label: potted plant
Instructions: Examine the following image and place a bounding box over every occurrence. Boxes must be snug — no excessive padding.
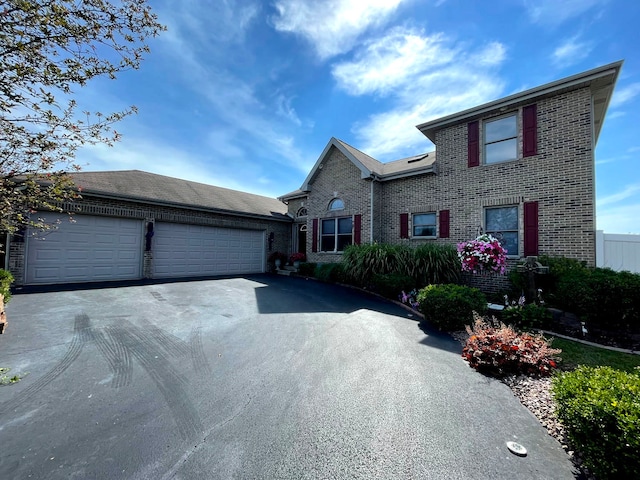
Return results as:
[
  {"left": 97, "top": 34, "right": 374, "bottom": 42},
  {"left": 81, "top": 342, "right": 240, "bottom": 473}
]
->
[
  {"left": 290, "top": 252, "right": 306, "bottom": 269},
  {"left": 268, "top": 251, "right": 287, "bottom": 270},
  {"left": 457, "top": 234, "right": 507, "bottom": 275}
]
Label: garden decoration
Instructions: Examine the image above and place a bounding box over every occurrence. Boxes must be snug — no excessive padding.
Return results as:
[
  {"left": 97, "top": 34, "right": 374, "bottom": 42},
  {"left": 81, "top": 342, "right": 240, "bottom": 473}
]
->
[
  {"left": 457, "top": 234, "right": 507, "bottom": 274},
  {"left": 516, "top": 256, "right": 549, "bottom": 303}
]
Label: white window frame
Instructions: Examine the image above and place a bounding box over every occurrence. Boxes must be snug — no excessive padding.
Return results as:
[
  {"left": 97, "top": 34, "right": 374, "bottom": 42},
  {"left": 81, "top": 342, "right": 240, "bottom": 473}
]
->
[
  {"left": 320, "top": 216, "right": 353, "bottom": 252},
  {"left": 484, "top": 113, "right": 517, "bottom": 165},
  {"left": 485, "top": 205, "right": 519, "bottom": 257},
  {"left": 412, "top": 213, "right": 437, "bottom": 238}
]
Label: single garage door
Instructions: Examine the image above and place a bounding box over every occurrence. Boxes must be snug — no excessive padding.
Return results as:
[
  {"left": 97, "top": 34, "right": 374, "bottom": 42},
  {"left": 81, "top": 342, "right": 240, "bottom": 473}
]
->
[
  {"left": 153, "top": 223, "right": 264, "bottom": 278},
  {"left": 25, "top": 214, "right": 143, "bottom": 285}
]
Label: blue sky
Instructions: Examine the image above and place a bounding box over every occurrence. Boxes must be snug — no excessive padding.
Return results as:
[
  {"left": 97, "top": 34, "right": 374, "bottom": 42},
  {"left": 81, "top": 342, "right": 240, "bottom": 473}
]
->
[{"left": 76, "top": 0, "right": 640, "bottom": 233}]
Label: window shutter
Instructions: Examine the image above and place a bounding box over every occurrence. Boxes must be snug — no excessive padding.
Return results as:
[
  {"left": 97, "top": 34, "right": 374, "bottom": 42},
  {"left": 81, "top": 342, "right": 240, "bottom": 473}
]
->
[
  {"left": 353, "top": 214, "right": 362, "bottom": 245},
  {"left": 400, "top": 213, "right": 409, "bottom": 239},
  {"left": 523, "top": 104, "right": 537, "bottom": 157},
  {"left": 439, "top": 210, "right": 450, "bottom": 238},
  {"left": 312, "top": 218, "right": 318, "bottom": 253},
  {"left": 524, "top": 201, "right": 539, "bottom": 256},
  {"left": 468, "top": 121, "right": 480, "bottom": 167}
]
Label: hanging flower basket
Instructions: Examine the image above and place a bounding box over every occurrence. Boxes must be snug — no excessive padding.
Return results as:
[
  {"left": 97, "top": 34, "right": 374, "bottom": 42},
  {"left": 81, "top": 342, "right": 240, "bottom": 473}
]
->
[{"left": 457, "top": 234, "right": 508, "bottom": 275}]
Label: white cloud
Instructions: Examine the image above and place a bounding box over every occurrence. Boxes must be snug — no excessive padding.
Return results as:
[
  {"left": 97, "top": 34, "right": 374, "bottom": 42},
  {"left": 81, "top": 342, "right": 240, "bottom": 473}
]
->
[
  {"left": 552, "top": 36, "right": 593, "bottom": 66},
  {"left": 332, "top": 29, "right": 456, "bottom": 96},
  {"left": 333, "top": 29, "right": 507, "bottom": 159},
  {"left": 597, "top": 184, "right": 640, "bottom": 207},
  {"left": 610, "top": 83, "right": 640, "bottom": 108},
  {"left": 271, "top": 0, "right": 404, "bottom": 59},
  {"left": 523, "top": 0, "right": 607, "bottom": 25},
  {"left": 597, "top": 204, "right": 640, "bottom": 234}
]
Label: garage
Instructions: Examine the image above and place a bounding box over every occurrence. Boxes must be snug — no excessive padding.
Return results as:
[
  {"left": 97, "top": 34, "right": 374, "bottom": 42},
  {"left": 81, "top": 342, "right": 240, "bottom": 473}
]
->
[
  {"left": 25, "top": 214, "right": 143, "bottom": 285},
  {"left": 153, "top": 223, "right": 265, "bottom": 278}
]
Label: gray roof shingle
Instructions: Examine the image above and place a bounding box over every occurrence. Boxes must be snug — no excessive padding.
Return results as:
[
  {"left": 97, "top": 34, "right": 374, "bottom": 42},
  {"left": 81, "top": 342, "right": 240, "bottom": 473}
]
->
[{"left": 69, "top": 170, "right": 290, "bottom": 220}]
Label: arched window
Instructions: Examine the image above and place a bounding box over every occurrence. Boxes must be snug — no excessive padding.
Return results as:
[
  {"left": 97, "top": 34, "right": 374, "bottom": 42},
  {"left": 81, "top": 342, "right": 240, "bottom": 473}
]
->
[
  {"left": 296, "top": 207, "right": 308, "bottom": 217},
  {"left": 328, "top": 198, "right": 344, "bottom": 211}
]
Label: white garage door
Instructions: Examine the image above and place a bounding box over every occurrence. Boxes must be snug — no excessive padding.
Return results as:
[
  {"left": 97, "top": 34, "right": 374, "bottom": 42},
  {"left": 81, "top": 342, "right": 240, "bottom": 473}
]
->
[
  {"left": 153, "top": 223, "right": 265, "bottom": 278},
  {"left": 25, "top": 214, "right": 143, "bottom": 285}
]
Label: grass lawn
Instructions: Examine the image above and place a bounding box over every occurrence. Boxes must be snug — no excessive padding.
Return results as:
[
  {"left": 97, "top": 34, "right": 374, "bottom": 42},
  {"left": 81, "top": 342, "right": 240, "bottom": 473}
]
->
[{"left": 551, "top": 337, "right": 640, "bottom": 373}]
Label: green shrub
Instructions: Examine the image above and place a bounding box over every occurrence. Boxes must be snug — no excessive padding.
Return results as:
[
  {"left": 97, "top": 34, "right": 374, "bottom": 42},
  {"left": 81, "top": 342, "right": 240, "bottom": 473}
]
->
[
  {"left": 411, "top": 243, "right": 461, "bottom": 286},
  {"left": 342, "top": 243, "right": 410, "bottom": 286},
  {"left": 0, "top": 269, "right": 14, "bottom": 304},
  {"left": 314, "top": 263, "right": 347, "bottom": 283},
  {"left": 370, "top": 273, "right": 415, "bottom": 300},
  {"left": 297, "top": 262, "right": 316, "bottom": 277},
  {"left": 463, "top": 315, "right": 560, "bottom": 377},
  {"left": 555, "top": 267, "right": 640, "bottom": 334},
  {"left": 501, "top": 303, "right": 552, "bottom": 331},
  {"left": 417, "top": 284, "right": 487, "bottom": 331},
  {"left": 342, "top": 242, "right": 461, "bottom": 288},
  {"left": 552, "top": 366, "right": 640, "bottom": 479}
]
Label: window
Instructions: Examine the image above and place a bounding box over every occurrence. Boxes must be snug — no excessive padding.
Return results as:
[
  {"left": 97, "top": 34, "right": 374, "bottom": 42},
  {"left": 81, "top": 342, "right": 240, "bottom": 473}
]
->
[
  {"left": 485, "top": 206, "right": 518, "bottom": 256},
  {"left": 328, "top": 198, "right": 344, "bottom": 211},
  {"left": 412, "top": 213, "right": 436, "bottom": 237},
  {"left": 485, "top": 114, "right": 517, "bottom": 164},
  {"left": 296, "top": 207, "right": 308, "bottom": 217},
  {"left": 321, "top": 217, "right": 352, "bottom": 252}
]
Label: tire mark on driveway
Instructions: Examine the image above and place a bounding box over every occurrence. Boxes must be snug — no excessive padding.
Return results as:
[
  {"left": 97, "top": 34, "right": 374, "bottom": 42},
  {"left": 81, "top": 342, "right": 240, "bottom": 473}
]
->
[
  {"left": 138, "top": 318, "right": 190, "bottom": 358},
  {"left": 111, "top": 321, "right": 203, "bottom": 440},
  {"left": 189, "top": 325, "right": 212, "bottom": 376},
  {"left": 0, "top": 314, "right": 90, "bottom": 414}
]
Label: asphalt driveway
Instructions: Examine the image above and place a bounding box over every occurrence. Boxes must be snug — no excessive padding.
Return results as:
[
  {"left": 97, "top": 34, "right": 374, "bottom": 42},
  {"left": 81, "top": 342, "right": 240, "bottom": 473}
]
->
[{"left": 0, "top": 275, "right": 576, "bottom": 479}]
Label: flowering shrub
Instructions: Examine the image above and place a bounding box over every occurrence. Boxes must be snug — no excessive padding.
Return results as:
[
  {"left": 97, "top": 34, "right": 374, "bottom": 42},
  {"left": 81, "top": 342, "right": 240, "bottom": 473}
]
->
[
  {"left": 457, "top": 234, "right": 507, "bottom": 274},
  {"left": 399, "top": 288, "right": 420, "bottom": 310},
  {"left": 290, "top": 252, "right": 306, "bottom": 263},
  {"left": 462, "top": 313, "right": 561, "bottom": 377}
]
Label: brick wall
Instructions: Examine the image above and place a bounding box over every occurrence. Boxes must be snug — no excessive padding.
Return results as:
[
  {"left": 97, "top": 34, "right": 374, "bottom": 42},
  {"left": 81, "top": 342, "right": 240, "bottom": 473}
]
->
[
  {"left": 305, "top": 146, "right": 373, "bottom": 263},
  {"left": 381, "top": 87, "right": 595, "bottom": 269},
  {"left": 9, "top": 195, "right": 291, "bottom": 285}
]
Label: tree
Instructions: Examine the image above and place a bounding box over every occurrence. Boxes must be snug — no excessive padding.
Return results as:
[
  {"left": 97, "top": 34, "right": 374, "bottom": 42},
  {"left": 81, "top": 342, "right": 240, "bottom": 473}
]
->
[{"left": 0, "top": 0, "right": 165, "bottom": 243}]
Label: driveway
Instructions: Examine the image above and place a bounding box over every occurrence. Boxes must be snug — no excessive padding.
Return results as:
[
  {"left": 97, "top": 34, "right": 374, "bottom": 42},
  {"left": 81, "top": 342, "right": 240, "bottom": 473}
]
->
[{"left": 0, "top": 275, "right": 575, "bottom": 479}]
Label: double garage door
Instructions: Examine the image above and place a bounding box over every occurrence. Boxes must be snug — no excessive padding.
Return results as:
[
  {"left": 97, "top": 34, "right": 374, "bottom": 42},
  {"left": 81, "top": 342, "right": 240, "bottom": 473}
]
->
[{"left": 25, "top": 215, "right": 265, "bottom": 285}]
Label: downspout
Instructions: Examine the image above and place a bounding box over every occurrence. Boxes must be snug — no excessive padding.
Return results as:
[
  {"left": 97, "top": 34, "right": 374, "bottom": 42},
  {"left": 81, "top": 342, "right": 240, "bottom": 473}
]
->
[
  {"left": 591, "top": 94, "right": 597, "bottom": 267},
  {"left": 369, "top": 175, "right": 380, "bottom": 242}
]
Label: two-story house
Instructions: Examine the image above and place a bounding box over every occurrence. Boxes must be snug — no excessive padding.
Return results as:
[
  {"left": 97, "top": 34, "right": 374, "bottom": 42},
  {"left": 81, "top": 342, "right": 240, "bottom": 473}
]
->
[{"left": 279, "top": 61, "right": 622, "bottom": 289}]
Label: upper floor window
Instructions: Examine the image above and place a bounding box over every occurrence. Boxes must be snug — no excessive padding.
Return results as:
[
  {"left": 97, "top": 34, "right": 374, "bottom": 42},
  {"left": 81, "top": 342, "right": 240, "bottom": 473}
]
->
[
  {"left": 485, "top": 114, "right": 517, "bottom": 164},
  {"left": 297, "top": 207, "right": 308, "bottom": 217},
  {"left": 412, "top": 213, "right": 436, "bottom": 237},
  {"left": 485, "top": 205, "right": 519, "bottom": 256},
  {"left": 321, "top": 217, "right": 352, "bottom": 252},
  {"left": 328, "top": 198, "right": 344, "bottom": 211}
]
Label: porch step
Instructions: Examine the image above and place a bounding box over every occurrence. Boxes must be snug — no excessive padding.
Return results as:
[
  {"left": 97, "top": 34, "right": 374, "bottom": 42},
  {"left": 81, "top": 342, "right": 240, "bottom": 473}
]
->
[{"left": 276, "top": 266, "right": 297, "bottom": 276}]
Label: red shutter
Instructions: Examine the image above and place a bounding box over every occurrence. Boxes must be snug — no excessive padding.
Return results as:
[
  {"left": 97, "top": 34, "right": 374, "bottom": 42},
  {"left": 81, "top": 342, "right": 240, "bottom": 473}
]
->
[
  {"left": 524, "top": 201, "right": 539, "bottom": 256},
  {"left": 468, "top": 121, "right": 480, "bottom": 167},
  {"left": 312, "top": 218, "right": 318, "bottom": 253},
  {"left": 353, "top": 214, "right": 362, "bottom": 245},
  {"left": 439, "top": 210, "right": 450, "bottom": 238},
  {"left": 400, "top": 213, "right": 409, "bottom": 239},
  {"left": 523, "top": 104, "right": 537, "bottom": 157}
]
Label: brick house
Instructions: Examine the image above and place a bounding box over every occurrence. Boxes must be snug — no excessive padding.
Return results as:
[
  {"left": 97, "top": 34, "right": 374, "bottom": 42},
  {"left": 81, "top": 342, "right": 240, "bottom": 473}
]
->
[
  {"left": 279, "top": 61, "right": 622, "bottom": 287},
  {"left": 6, "top": 170, "right": 291, "bottom": 286},
  {"left": 5, "top": 61, "right": 622, "bottom": 289}
]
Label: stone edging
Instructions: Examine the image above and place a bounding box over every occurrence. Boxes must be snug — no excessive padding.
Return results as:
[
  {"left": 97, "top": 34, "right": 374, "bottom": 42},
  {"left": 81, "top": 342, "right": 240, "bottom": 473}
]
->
[{"left": 539, "top": 330, "right": 640, "bottom": 356}]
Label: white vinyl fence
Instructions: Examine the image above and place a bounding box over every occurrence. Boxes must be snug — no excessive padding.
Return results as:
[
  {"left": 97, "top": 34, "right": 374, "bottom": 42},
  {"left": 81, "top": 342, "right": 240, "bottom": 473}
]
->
[{"left": 596, "top": 230, "right": 640, "bottom": 273}]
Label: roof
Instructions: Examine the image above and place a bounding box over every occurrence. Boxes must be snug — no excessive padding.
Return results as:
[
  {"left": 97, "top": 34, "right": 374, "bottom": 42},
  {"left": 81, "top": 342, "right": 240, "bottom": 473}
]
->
[
  {"left": 69, "top": 170, "right": 290, "bottom": 221},
  {"left": 417, "top": 60, "right": 623, "bottom": 144},
  {"left": 294, "top": 137, "right": 436, "bottom": 193}
]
